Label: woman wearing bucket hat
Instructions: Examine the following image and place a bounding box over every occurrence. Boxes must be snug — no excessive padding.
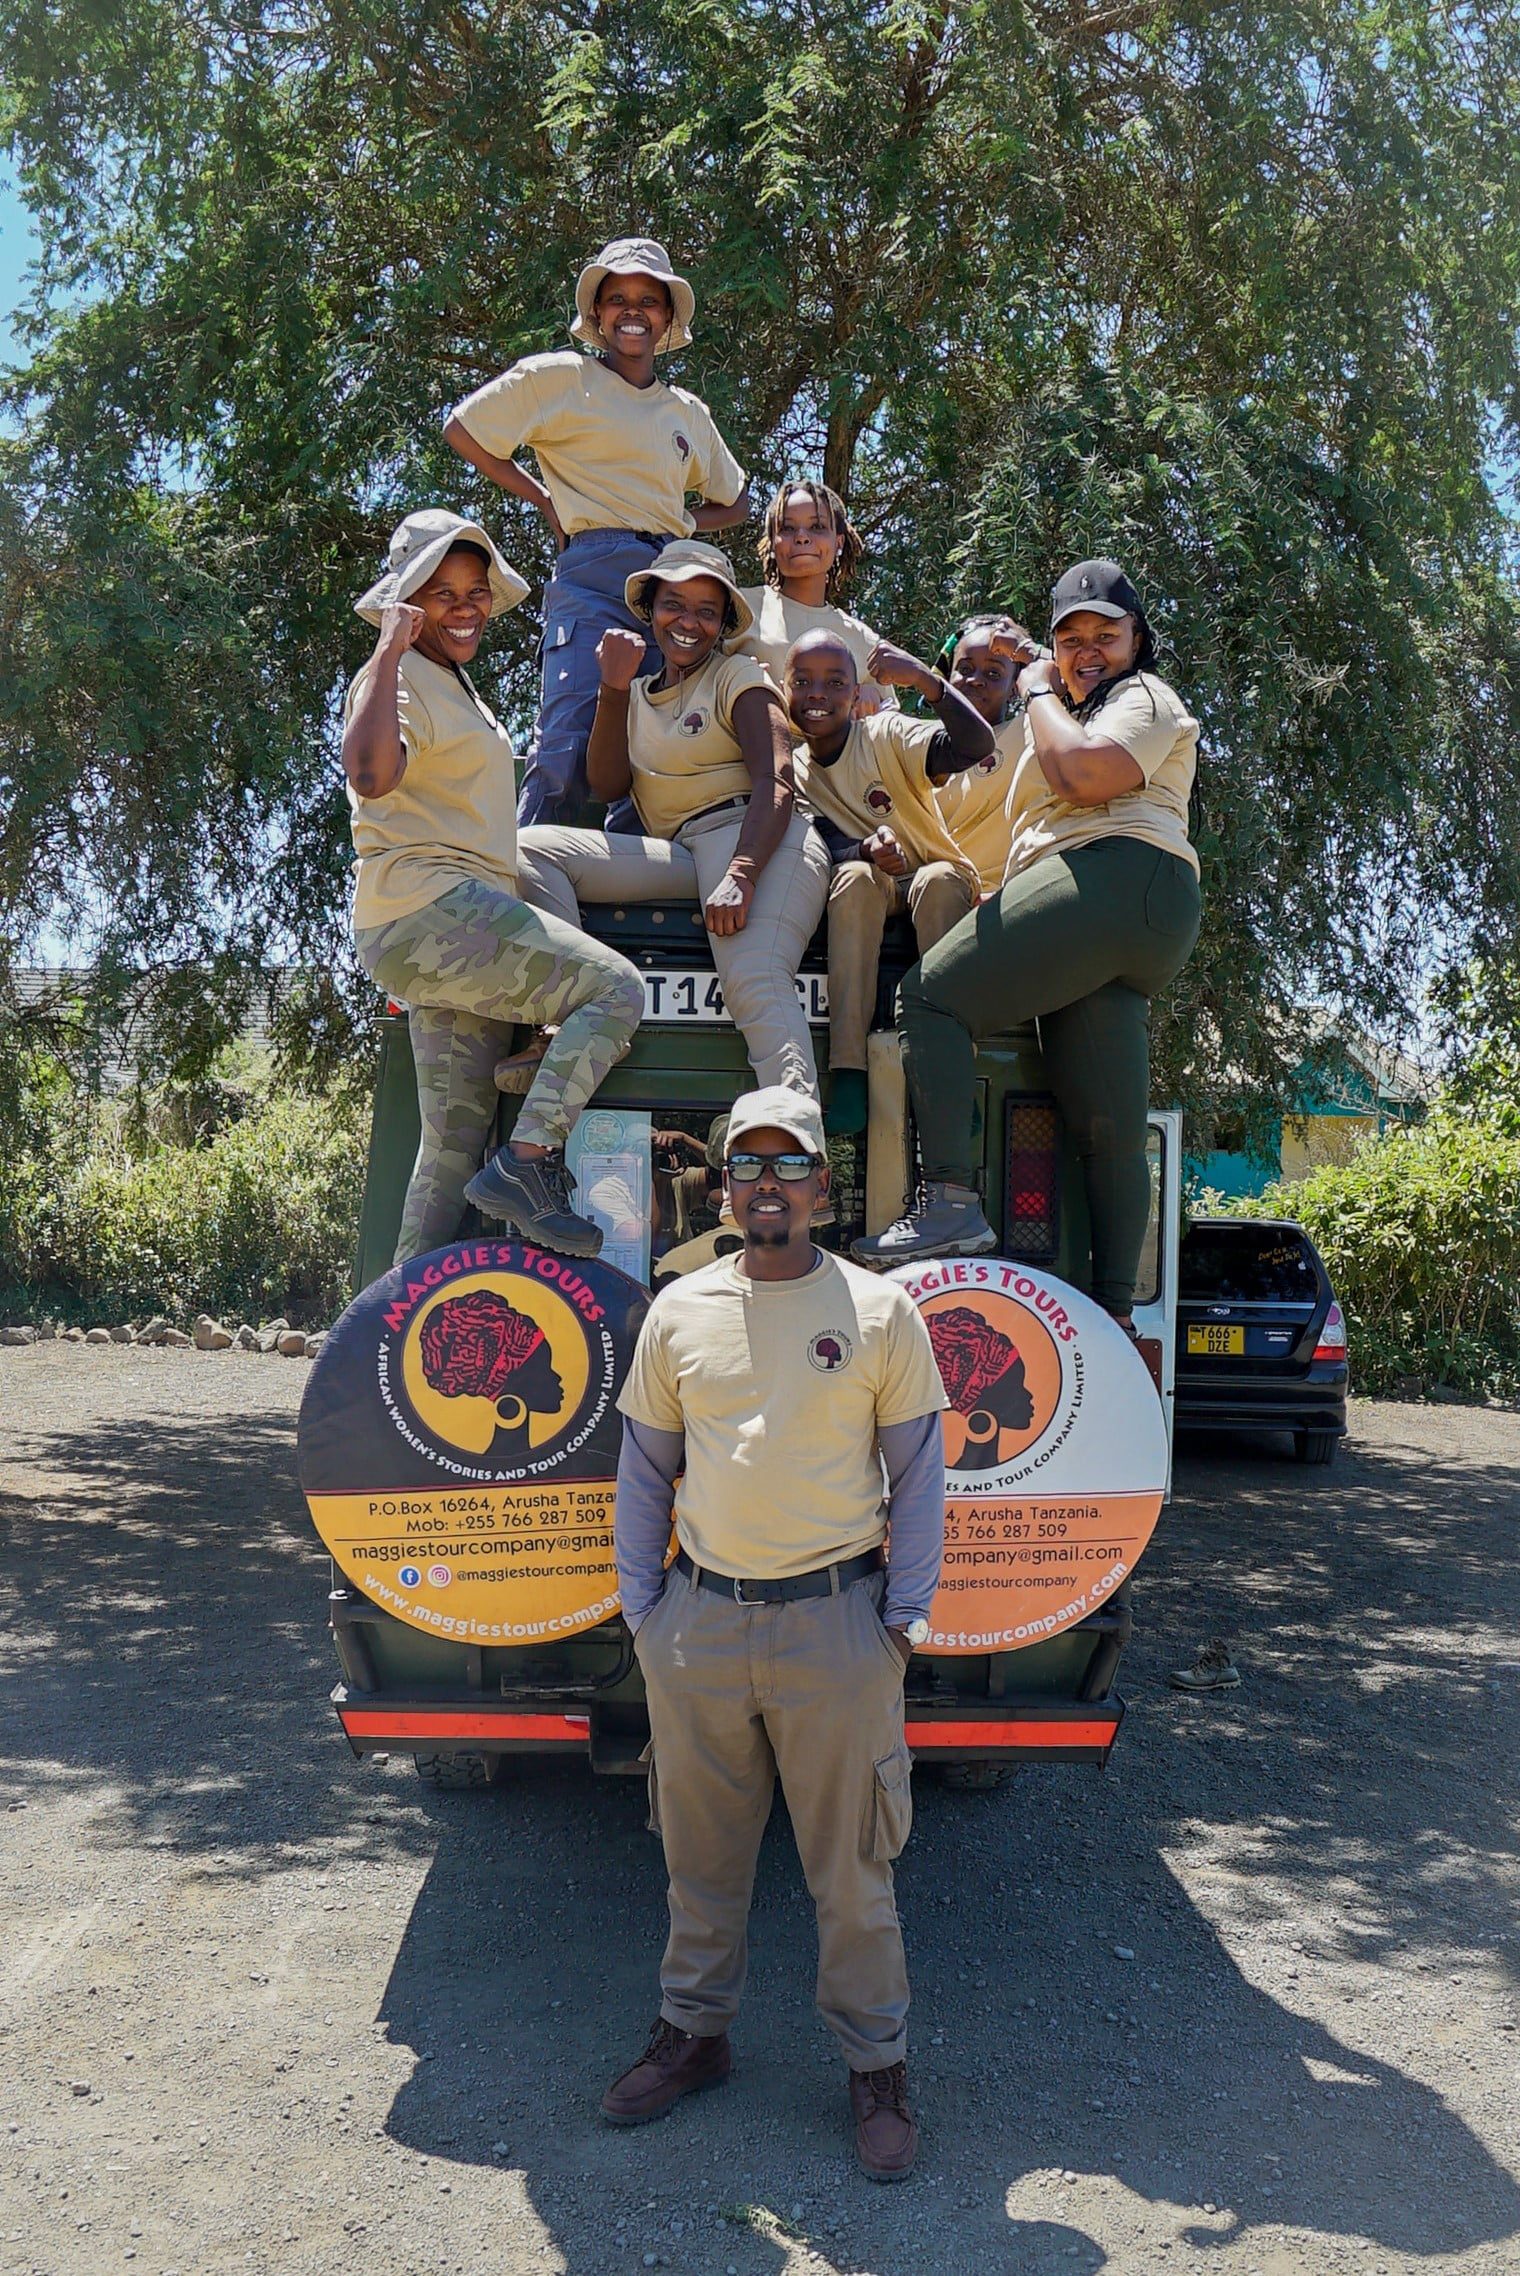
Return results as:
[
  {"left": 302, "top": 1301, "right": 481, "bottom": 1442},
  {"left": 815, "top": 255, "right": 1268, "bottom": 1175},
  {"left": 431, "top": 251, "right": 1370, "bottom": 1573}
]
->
[
  {"left": 342, "top": 509, "right": 646, "bottom": 1262},
  {"left": 516, "top": 539, "right": 831, "bottom": 1099},
  {"left": 444, "top": 237, "right": 750, "bottom": 831},
  {"left": 854, "top": 560, "right": 1202, "bottom": 1329}
]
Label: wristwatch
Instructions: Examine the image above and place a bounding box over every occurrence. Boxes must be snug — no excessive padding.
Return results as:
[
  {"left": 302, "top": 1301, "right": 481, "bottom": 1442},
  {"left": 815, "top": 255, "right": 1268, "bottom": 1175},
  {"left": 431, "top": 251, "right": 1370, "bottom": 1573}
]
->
[
  {"left": 898, "top": 1617, "right": 931, "bottom": 1649},
  {"left": 1027, "top": 684, "right": 1061, "bottom": 699}
]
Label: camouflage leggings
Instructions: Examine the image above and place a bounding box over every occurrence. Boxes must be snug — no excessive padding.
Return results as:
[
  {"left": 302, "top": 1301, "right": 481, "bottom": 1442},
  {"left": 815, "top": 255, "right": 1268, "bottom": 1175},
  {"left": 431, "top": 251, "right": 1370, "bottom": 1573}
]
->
[{"left": 355, "top": 877, "right": 644, "bottom": 1261}]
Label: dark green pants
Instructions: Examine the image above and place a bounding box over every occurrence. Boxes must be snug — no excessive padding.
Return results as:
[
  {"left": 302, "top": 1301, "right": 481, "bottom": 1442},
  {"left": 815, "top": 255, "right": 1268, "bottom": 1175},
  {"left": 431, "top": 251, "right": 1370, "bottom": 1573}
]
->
[{"left": 897, "top": 836, "right": 1201, "bottom": 1314}]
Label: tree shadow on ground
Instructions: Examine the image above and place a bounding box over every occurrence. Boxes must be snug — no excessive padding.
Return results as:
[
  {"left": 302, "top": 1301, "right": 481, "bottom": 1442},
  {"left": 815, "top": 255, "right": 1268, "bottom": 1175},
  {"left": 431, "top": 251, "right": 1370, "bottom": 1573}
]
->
[
  {"left": 374, "top": 1414, "right": 1520, "bottom": 2272},
  {"left": 5, "top": 1379, "right": 1517, "bottom": 2270},
  {"left": 374, "top": 1754, "right": 1519, "bottom": 2274},
  {"left": 0, "top": 1401, "right": 434, "bottom": 1878}
]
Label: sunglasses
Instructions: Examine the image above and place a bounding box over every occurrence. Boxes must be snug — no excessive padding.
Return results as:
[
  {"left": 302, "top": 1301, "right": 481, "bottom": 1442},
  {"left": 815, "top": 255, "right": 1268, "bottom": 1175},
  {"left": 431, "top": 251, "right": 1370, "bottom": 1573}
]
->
[{"left": 725, "top": 1151, "right": 820, "bottom": 1184}]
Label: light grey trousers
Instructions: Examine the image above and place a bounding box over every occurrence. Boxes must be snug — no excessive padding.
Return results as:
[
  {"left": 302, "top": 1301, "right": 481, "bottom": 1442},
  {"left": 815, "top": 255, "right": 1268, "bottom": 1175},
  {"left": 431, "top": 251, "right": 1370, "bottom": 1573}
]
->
[
  {"left": 634, "top": 1564, "right": 914, "bottom": 2070},
  {"left": 517, "top": 807, "right": 831, "bottom": 1098}
]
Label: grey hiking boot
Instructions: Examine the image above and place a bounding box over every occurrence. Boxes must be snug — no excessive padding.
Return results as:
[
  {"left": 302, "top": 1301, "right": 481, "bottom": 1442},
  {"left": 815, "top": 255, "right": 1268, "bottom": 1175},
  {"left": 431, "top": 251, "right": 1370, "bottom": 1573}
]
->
[
  {"left": 850, "top": 1182, "right": 997, "bottom": 1268},
  {"left": 1168, "top": 1639, "right": 1241, "bottom": 1692},
  {"left": 465, "top": 1147, "right": 604, "bottom": 1258}
]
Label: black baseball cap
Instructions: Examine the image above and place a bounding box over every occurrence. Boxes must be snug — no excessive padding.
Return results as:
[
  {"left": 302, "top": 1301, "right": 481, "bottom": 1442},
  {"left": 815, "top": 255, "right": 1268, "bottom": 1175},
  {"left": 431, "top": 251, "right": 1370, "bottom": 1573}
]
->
[{"left": 1050, "top": 559, "right": 1145, "bottom": 631}]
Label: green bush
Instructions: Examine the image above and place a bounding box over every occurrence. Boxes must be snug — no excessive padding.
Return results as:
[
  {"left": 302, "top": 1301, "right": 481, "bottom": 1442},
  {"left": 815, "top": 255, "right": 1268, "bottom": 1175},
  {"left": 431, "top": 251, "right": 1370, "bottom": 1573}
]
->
[
  {"left": 1235, "top": 1102, "right": 1520, "bottom": 1399},
  {"left": 0, "top": 1061, "right": 368, "bottom": 1327}
]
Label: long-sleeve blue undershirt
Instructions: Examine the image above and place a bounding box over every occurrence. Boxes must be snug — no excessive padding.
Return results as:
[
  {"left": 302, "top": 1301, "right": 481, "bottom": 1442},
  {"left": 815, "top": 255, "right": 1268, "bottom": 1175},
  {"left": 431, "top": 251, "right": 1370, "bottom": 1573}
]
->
[{"left": 613, "top": 1411, "right": 945, "bottom": 1634}]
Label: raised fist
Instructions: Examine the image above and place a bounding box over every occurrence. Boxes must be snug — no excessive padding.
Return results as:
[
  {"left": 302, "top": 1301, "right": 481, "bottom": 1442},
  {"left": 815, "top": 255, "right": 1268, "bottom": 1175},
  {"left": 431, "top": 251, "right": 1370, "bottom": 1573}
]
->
[
  {"left": 378, "top": 601, "right": 426, "bottom": 653},
  {"left": 597, "top": 626, "right": 648, "bottom": 691}
]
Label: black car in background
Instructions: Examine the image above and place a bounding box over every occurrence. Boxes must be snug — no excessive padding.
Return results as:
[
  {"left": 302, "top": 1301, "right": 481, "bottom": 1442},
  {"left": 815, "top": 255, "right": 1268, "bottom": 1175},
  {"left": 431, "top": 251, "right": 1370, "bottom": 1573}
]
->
[{"left": 1174, "top": 1217, "right": 1349, "bottom": 1464}]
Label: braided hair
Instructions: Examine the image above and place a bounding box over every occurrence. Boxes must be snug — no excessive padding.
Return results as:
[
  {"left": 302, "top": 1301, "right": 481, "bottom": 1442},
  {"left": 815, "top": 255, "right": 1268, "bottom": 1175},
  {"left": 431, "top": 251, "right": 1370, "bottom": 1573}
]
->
[{"left": 758, "top": 479, "right": 863, "bottom": 601}]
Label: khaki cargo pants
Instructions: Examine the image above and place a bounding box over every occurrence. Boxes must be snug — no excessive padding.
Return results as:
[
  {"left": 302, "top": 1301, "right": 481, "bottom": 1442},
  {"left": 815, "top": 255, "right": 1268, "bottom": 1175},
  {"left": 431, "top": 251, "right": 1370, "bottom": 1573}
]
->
[
  {"left": 634, "top": 1563, "right": 914, "bottom": 2070},
  {"left": 826, "top": 859, "right": 975, "bottom": 1070}
]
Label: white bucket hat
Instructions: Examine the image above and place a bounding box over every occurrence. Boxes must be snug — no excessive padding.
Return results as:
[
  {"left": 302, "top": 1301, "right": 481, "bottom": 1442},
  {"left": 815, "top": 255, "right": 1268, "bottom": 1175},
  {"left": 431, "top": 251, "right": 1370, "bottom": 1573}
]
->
[
  {"left": 354, "top": 509, "right": 529, "bottom": 627},
  {"left": 570, "top": 237, "right": 696, "bottom": 355},
  {"left": 625, "top": 539, "right": 755, "bottom": 641}
]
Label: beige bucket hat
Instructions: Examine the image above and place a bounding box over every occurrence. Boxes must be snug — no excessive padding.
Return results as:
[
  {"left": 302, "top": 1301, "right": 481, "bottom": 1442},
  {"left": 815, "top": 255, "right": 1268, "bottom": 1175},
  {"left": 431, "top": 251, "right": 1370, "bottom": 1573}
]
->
[
  {"left": 625, "top": 539, "right": 755, "bottom": 640},
  {"left": 571, "top": 236, "right": 696, "bottom": 355},
  {"left": 354, "top": 509, "right": 529, "bottom": 626}
]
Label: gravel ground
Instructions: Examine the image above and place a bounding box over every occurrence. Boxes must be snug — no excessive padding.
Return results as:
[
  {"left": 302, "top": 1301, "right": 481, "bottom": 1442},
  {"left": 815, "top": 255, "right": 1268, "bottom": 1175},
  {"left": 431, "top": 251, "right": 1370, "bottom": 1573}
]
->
[{"left": 0, "top": 1344, "right": 1516, "bottom": 2276}]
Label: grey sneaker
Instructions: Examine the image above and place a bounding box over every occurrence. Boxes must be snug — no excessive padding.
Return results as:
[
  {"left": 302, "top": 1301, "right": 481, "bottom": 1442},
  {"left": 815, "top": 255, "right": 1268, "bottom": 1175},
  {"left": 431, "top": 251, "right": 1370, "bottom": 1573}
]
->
[
  {"left": 1168, "top": 1640, "right": 1241, "bottom": 1692},
  {"left": 465, "top": 1147, "right": 605, "bottom": 1258},
  {"left": 850, "top": 1183, "right": 997, "bottom": 1267}
]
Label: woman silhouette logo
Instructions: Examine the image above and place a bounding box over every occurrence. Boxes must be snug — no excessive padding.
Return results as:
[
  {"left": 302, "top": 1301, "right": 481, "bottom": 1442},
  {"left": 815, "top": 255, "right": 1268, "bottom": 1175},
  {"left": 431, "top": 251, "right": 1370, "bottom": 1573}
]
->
[
  {"left": 927, "top": 1305, "right": 1037, "bottom": 1472},
  {"left": 418, "top": 1289, "right": 566, "bottom": 1459}
]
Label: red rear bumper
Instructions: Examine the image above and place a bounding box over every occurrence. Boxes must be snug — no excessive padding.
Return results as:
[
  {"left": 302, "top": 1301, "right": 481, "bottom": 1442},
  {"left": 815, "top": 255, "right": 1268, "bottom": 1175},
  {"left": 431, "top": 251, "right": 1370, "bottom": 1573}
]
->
[{"left": 333, "top": 1690, "right": 1124, "bottom": 1768}]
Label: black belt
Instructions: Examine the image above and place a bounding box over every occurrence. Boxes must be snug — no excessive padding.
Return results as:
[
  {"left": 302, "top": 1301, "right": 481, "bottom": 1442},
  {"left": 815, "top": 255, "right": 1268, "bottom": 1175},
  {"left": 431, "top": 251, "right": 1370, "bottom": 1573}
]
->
[{"left": 675, "top": 1546, "right": 883, "bottom": 1605}]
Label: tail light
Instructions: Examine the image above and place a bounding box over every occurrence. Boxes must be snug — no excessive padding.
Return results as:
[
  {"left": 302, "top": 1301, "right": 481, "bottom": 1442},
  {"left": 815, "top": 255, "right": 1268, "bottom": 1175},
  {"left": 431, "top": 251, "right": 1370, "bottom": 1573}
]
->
[
  {"left": 1313, "top": 1301, "right": 1347, "bottom": 1364},
  {"left": 1003, "top": 1098, "right": 1062, "bottom": 1265}
]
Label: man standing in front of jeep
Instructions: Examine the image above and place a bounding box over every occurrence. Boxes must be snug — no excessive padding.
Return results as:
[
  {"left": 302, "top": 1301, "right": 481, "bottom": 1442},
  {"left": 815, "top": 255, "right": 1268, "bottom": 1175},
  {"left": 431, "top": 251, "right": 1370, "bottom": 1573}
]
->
[{"left": 604, "top": 1086, "right": 947, "bottom": 2180}]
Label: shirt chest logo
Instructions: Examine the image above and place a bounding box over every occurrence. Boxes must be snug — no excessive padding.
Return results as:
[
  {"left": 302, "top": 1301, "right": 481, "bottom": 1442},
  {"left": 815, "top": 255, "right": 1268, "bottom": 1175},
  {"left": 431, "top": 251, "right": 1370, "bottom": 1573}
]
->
[
  {"left": 672, "top": 431, "right": 691, "bottom": 461},
  {"left": 807, "top": 1329, "right": 855, "bottom": 1374},
  {"left": 864, "top": 783, "right": 894, "bottom": 815},
  {"left": 677, "top": 707, "right": 710, "bottom": 737}
]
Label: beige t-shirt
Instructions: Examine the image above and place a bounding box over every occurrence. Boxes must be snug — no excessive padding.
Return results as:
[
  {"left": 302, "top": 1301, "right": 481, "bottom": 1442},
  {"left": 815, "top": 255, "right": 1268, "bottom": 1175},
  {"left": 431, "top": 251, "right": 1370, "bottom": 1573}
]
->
[
  {"left": 452, "top": 351, "right": 746, "bottom": 540},
  {"left": 794, "top": 712, "right": 979, "bottom": 888},
  {"left": 735, "top": 587, "right": 897, "bottom": 709},
  {"left": 618, "top": 1251, "right": 948, "bottom": 1579},
  {"left": 935, "top": 715, "right": 1022, "bottom": 894},
  {"left": 345, "top": 652, "right": 519, "bottom": 932},
  {"left": 1005, "top": 671, "right": 1199, "bottom": 881},
  {"left": 628, "top": 650, "right": 776, "bottom": 839}
]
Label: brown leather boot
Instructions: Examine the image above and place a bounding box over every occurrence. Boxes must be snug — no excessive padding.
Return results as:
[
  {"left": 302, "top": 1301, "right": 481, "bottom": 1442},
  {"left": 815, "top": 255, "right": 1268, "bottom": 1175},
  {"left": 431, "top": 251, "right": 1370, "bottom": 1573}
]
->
[
  {"left": 600, "top": 2017, "right": 732, "bottom": 2125},
  {"left": 850, "top": 2060, "right": 919, "bottom": 2181}
]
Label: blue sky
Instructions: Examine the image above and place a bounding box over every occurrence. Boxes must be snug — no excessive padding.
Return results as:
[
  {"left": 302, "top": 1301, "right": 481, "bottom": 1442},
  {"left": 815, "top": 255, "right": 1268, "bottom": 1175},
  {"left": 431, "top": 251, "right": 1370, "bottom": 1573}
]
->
[{"left": 0, "top": 161, "right": 38, "bottom": 368}]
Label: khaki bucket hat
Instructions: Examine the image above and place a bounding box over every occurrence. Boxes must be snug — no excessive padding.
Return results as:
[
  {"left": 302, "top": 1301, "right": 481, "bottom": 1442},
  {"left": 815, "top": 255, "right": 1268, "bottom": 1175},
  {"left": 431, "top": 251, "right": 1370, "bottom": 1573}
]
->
[
  {"left": 570, "top": 236, "right": 696, "bottom": 355},
  {"left": 625, "top": 539, "right": 755, "bottom": 641},
  {"left": 354, "top": 509, "right": 529, "bottom": 627}
]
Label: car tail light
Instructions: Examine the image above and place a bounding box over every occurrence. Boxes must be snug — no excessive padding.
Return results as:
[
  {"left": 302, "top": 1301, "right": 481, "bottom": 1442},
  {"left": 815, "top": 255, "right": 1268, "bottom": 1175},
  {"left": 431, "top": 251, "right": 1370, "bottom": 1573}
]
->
[
  {"left": 1003, "top": 1098, "right": 1062, "bottom": 1265},
  {"left": 1313, "top": 1301, "right": 1347, "bottom": 1363}
]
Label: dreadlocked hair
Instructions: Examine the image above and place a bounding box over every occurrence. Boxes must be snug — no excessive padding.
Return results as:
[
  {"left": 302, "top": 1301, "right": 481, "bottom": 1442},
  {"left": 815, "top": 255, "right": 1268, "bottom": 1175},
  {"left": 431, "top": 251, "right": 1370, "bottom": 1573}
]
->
[{"left": 758, "top": 480, "right": 863, "bottom": 600}]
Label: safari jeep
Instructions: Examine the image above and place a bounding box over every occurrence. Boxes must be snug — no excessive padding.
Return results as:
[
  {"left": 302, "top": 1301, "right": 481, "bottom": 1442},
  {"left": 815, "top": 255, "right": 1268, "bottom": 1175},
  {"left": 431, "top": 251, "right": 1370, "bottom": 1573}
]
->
[{"left": 323, "top": 902, "right": 1181, "bottom": 1789}]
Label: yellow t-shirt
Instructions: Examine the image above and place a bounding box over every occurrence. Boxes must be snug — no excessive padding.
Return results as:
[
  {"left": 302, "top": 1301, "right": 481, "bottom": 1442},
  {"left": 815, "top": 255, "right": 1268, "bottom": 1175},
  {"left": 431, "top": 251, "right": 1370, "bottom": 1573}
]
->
[
  {"left": 935, "top": 715, "right": 1021, "bottom": 893},
  {"left": 794, "top": 712, "right": 979, "bottom": 888},
  {"left": 618, "top": 1251, "right": 948, "bottom": 1579},
  {"left": 451, "top": 351, "right": 746, "bottom": 541},
  {"left": 345, "top": 652, "right": 519, "bottom": 932},
  {"left": 734, "top": 588, "right": 897, "bottom": 708},
  {"left": 628, "top": 650, "right": 776, "bottom": 840},
  {"left": 1005, "top": 671, "right": 1199, "bottom": 881}
]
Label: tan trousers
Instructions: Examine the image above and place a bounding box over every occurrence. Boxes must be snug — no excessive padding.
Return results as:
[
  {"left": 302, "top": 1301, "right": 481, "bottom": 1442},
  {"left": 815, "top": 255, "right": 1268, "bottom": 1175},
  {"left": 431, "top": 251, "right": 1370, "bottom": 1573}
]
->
[
  {"left": 827, "top": 860, "right": 976, "bottom": 1070},
  {"left": 634, "top": 1564, "right": 914, "bottom": 2070},
  {"left": 517, "top": 810, "right": 831, "bottom": 1098}
]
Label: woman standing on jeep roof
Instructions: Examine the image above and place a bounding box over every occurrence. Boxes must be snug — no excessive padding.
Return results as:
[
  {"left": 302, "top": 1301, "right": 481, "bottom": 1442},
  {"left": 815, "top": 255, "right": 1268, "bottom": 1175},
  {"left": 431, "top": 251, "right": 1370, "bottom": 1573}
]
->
[
  {"left": 854, "top": 560, "right": 1201, "bottom": 1330},
  {"left": 444, "top": 237, "right": 750, "bottom": 830},
  {"left": 341, "top": 510, "right": 644, "bottom": 1265}
]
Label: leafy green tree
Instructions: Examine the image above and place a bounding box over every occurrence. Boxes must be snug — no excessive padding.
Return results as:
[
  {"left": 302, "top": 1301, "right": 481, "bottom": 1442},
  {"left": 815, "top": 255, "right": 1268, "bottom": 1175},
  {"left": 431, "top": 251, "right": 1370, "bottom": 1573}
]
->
[{"left": 2, "top": 0, "right": 1518, "bottom": 1128}]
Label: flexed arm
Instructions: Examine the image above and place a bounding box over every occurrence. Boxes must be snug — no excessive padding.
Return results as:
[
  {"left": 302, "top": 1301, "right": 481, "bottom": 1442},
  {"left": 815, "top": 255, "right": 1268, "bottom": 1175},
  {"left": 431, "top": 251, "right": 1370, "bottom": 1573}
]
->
[{"left": 341, "top": 604, "right": 423, "bottom": 799}]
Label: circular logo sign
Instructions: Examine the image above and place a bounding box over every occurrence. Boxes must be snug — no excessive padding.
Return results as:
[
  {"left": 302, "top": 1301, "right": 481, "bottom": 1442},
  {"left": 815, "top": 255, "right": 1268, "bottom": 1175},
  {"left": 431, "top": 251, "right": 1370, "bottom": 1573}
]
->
[
  {"left": 891, "top": 1257, "right": 1168, "bottom": 1657},
  {"left": 298, "top": 1240, "right": 649, "bottom": 1647},
  {"left": 807, "top": 1328, "right": 854, "bottom": 1373}
]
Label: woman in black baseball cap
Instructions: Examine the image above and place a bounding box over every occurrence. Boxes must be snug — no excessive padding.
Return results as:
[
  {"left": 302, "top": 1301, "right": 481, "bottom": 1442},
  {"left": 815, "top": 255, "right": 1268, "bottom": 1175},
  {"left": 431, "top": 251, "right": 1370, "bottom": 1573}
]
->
[{"left": 855, "top": 558, "right": 1201, "bottom": 1330}]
